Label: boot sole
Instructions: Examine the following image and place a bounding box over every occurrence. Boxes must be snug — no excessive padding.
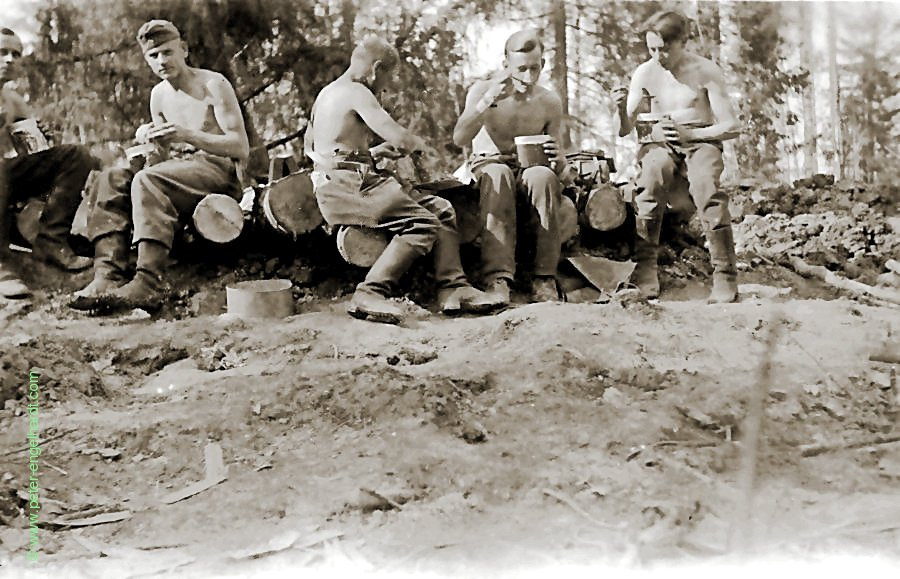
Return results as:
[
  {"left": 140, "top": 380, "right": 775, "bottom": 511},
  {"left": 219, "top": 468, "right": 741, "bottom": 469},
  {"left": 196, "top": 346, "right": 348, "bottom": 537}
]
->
[
  {"left": 707, "top": 295, "right": 739, "bottom": 304},
  {"left": 442, "top": 303, "right": 508, "bottom": 316},
  {"left": 68, "top": 295, "right": 163, "bottom": 316},
  {"left": 347, "top": 305, "right": 403, "bottom": 325}
]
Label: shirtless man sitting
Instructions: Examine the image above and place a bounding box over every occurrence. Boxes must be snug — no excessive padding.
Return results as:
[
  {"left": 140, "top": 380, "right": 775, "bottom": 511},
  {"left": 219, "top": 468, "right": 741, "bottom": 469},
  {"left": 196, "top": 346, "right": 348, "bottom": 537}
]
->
[
  {"left": 452, "top": 29, "right": 573, "bottom": 304},
  {"left": 306, "top": 37, "right": 503, "bottom": 324},
  {"left": 71, "top": 20, "right": 249, "bottom": 312},
  {"left": 1, "top": 27, "right": 97, "bottom": 299},
  {"left": 616, "top": 11, "right": 741, "bottom": 303}
]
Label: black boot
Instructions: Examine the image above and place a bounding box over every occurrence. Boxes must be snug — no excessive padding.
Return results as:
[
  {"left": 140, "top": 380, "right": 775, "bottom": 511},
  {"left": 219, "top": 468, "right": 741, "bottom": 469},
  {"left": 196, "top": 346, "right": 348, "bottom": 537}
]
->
[
  {"left": 32, "top": 234, "right": 92, "bottom": 271},
  {"left": 33, "top": 178, "right": 92, "bottom": 271},
  {"left": 433, "top": 225, "right": 505, "bottom": 314},
  {"left": 706, "top": 225, "right": 739, "bottom": 304},
  {"left": 348, "top": 237, "right": 423, "bottom": 324},
  {"left": 73, "top": 233, "right": 130, "bottom": 298},
  {"left": 71, "top": 240, "right": 167, "bottom": 313},
  {"left": 630, "top": 217, "right": 662, "bottom": 298}
]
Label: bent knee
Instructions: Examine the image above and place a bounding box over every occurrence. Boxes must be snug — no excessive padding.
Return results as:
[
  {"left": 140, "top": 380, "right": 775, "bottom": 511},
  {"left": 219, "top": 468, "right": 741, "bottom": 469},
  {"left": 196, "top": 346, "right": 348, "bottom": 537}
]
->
[
  {"left": 478, "top": 163, "right": 515, "bottom": 191},
  {"left": 428, "top": 196, "right": 457, "bottom": 223},
  {"left": 641, "top": 147, "right": 677, "bottom": 172},
  {"left": 521, "top": 165, "right": 560, "bottom": 189}
]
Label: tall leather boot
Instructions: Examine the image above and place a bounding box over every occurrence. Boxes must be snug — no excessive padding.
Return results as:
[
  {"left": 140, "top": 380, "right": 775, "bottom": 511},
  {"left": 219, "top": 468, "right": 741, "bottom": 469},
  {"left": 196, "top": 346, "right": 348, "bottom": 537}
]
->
[
  {"left": 32, "top": 183, "right": 92, "bottom": 271},
  {"left": 73, "top": 233, "right": 130, "bottom": 298},
  {"left": 630, "top": 216, "right": 662, "bottom": 298},
  {"left": 706, "top": 225, "right": 739, "bottom": 304},
  {"left": 348, "top": 237, "right": 423, "bottom": 325},
  {"left": 88, "top": 240, "right": 168, "bottom": 313},
  {"left": 433, "top": 226, "right": 506, "bottom": 314}
]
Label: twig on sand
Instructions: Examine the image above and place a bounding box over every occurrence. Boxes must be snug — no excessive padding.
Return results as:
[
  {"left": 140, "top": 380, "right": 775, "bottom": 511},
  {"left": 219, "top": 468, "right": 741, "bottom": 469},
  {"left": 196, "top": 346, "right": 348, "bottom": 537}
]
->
[
  {"left": 783, "top": 256, "right": 900, "bottom": 305},
  {"left": 785, "top": 333, "right": 846, "bottom": 392},
  {"left": 361, "top": 487, "right": 404, "bottom": 511},
  {"left": 799, "top": 435, "right": 900, "bottom": 458},
  {"left": 542, "top": 488, "right": 624, "bottom": 530},
  {"left": 0, "top": 428, "right": 77, "bottom": 457},
  {"left": 44, "top": 461, "right": 68, "bottom": 476},
  {"left": 728, "top": 312, "right": 782, "bottom": 553}
]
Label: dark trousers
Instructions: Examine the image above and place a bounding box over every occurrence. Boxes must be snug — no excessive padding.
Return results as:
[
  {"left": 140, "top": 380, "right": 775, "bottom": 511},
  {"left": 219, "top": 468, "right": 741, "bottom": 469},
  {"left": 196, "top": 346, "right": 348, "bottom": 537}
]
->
[
  {"left": 633, "top": 142, "right": 729, "bottom": 230},
  {"left": 86, "top": 153, "right": 237, "bottom": 249},
  {"left": 5, "top": 145, "right": 96, "bottom": 242},
  {"left": 314, "top": 163, "right": 468, "bottom": 291},
  {"left": 470, "top": 156, "right": 562, "bottom": 284}
]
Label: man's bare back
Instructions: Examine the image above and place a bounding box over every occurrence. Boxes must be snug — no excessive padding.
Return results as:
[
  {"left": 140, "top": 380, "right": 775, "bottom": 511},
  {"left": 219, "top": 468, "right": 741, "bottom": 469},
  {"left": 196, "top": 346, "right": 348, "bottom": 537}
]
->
[{"left": 471, "top": 81, "right": 562, "bottom": 155}]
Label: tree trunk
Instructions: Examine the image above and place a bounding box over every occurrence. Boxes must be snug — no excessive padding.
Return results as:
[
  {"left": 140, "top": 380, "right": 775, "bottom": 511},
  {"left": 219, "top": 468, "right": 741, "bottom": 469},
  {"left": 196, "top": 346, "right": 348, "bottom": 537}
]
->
[
  {"left": 552, "top": 0, "right": 571, "bottom": 148},
  {"left": 572, "top": 7, "right": 582, "bottom": 148},
  {"left": 718, "top": 1, "right": 741, "bottom": 183},
  {"left": 340, "top": 0, "right": 357, "bottom": 50},
  {"left": 827, "top": 2, "right": 843, "bottom": 180},
  {"left": 799, "top": 3, "right": 819, "bottom": 176}
]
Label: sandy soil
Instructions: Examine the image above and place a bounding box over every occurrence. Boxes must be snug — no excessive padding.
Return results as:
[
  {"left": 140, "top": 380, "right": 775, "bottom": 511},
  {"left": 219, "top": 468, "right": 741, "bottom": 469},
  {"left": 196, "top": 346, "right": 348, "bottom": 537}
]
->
[{"left": 1, "top": 249, "right": 898, "bottom": 577}]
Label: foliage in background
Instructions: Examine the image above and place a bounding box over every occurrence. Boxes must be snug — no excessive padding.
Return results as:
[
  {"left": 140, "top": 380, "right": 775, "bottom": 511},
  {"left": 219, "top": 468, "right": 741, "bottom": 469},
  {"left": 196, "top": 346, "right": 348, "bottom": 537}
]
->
[{"left": 14, "top": 0, "right": 898, "bottom": 185}]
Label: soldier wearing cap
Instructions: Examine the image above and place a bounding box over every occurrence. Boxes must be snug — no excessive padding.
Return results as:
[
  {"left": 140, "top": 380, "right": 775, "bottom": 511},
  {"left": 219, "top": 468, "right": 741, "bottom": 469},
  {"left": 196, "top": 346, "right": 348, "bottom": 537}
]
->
[
  {"left": 453, "top": 29, "right": 573, "bottom": 304},
  {"left": 305, "top": 37, "right": 504, "bottom": 324},
  {"left": 72, "top": 20, "right": 249, "bottom": 312},
  {"left": 615, "top": 11, "right": 741, "bottom": 303},
  {"left": 0, "top": 27, "right": 98, "bottom": 299}
]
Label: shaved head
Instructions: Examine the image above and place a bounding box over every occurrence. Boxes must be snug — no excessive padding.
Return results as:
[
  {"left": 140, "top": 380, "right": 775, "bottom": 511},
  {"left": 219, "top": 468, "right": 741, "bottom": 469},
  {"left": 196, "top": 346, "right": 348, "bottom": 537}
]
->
[
  {"left": 351, "top": 37, "right": 400, "bottom": 71},
  {"left": 504, "top": 29, "right": 544, "bottom": 58}
]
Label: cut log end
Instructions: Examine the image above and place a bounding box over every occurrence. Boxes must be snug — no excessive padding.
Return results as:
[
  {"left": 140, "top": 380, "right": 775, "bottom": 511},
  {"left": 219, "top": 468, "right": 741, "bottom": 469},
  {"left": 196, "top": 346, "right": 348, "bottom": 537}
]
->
[
  {"left": 337, "top": 226, "right": 389, "bottom": 267},
  {"left": 192, "top": 194, "right": 244, "bottom": 243},
  {"left": 262, "top": 172, "right": 323, "bottom": 236},
  {"left": 582, "top": 184, "right": 626, "bottom": 232},
  {"left": 558, "top": 195, "right": 578, "bottom": 243}
]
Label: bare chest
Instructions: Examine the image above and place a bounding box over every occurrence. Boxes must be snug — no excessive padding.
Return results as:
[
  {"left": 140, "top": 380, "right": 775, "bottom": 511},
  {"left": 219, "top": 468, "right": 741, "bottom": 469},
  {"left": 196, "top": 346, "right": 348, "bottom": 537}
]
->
[
  {"left": 483, "top": 96, "right": 552, "bottom": 146},
  {"left": 645, "top": 66, "right": 710, "bottom": 119},
  {"left": 159, "top": 88, "right": 221, "bottom": 133}
]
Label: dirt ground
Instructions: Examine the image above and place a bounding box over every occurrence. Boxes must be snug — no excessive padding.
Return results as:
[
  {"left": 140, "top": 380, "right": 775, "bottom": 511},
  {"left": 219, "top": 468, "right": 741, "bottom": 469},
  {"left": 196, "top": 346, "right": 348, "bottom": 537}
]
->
[{"left": 1, "top": 243, "right": 898, "bottom": 578}]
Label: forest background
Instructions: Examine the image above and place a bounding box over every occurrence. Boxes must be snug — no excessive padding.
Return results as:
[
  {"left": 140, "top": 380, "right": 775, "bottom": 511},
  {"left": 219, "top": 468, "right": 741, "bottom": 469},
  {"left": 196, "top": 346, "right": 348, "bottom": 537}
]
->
[{"left": 4, "top": 0, "right": 898, "bottom": 186}]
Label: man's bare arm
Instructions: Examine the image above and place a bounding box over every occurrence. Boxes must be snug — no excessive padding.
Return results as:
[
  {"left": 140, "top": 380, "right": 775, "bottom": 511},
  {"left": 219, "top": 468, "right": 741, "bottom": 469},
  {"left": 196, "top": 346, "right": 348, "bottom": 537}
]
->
[
  {"left": 688, "top": 69, "right": 740, "bottom": 142},
  {"left": 190, "top": 75, "right": 250, "bottom": 160},
  {"left": 148, "top": 75, "right": 250, "bottom": 160},
  {"left": 619, "top": 67, "right": 648, "bottom": 137},
  {"left": 352, "top": 85, "right": 428, "bottom": 153},
  {"left": 453, "top": 81, "right": 489, "bottom": 147},
  {"left": 544, "top": 92, "right": 568, "bottom": 167}
]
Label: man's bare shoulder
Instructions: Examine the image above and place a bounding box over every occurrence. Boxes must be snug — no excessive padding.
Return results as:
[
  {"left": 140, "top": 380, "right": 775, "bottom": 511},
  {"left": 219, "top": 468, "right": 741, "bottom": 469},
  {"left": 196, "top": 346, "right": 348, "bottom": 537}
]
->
[
  {"left": 322, "top": 78, "right": 374, "bottom": 106},
  {"left": 191, "top": 68, "right": 238, "bottom": 96},
  {"left": 632, "top": 60, "right": 657, "bottom": 79},
  {"left": 535, "top": 85, "right": 562, "bottom": 106},
  {"left": 689, "top": 53, "right": 725, "bottom": 81}
]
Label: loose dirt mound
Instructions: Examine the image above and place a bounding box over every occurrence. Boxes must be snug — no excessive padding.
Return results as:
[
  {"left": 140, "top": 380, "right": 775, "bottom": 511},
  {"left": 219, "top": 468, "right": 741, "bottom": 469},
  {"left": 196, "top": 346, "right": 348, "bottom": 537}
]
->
[
  {"left": 731, "top": 179, "right": 899, "bottom": 283},
  {"left": 1, "top": 297, "right": 898, "bottom": 575}
]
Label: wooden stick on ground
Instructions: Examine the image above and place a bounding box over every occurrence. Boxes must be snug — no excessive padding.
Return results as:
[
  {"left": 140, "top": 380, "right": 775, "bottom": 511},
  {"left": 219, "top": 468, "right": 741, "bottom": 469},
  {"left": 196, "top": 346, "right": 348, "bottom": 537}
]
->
[
  {"left": 784, "top": 256, "right": 900, "bottom": 305},
  {"left": 799, "top": 435, "right": 900, "bottom": 457},
  {"left": 728, "top": 313, "right": 782, "bottom": 553}
]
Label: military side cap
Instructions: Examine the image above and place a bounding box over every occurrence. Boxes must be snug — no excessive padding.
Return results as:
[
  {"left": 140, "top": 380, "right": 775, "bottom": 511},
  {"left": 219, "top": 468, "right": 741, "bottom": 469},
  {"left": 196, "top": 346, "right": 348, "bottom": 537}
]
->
[
  {"left": 137, "top": 20, "right": 180, "bottom": 52},
  {"left": 504, "top": 29, "right": 543, "bottom": 54}
]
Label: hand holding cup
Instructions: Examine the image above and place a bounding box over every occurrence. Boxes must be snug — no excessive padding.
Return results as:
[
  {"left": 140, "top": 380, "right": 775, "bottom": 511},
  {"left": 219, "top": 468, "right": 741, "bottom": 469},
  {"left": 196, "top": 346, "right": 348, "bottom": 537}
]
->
[{"left": 658, "top": 118, "right": 691, "bottom": 143}]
